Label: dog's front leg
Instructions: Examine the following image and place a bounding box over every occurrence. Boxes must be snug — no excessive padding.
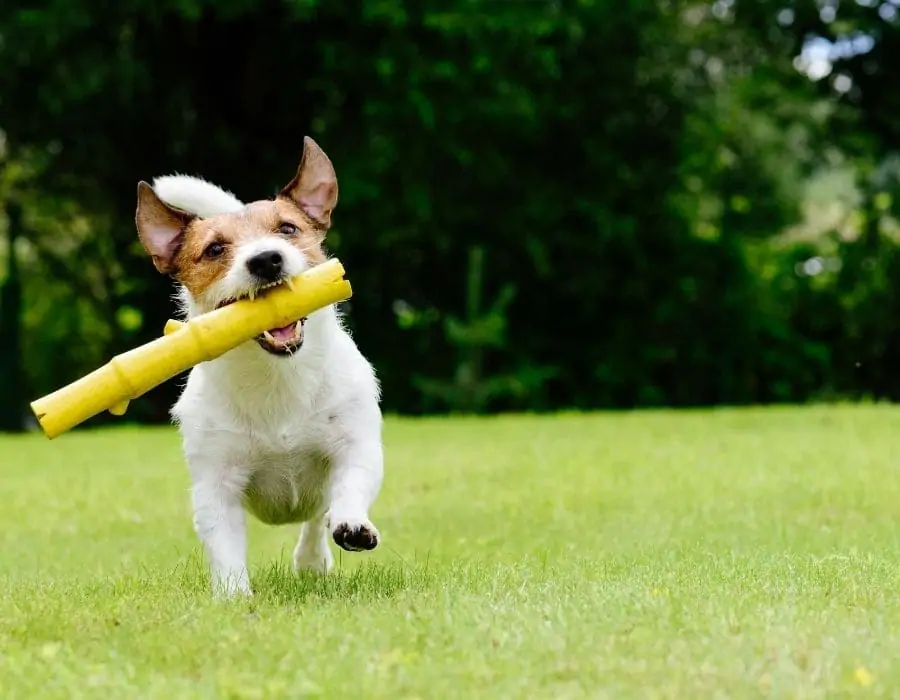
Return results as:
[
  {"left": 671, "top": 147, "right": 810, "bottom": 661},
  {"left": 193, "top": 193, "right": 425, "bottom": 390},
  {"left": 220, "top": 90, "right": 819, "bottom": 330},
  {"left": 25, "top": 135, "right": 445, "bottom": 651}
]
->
[
  {"left": 191, "top": 470, "right": 252, "bottom": 597},
  {"left": 326, "top": 437, "right": 384, "bottom": 552}
]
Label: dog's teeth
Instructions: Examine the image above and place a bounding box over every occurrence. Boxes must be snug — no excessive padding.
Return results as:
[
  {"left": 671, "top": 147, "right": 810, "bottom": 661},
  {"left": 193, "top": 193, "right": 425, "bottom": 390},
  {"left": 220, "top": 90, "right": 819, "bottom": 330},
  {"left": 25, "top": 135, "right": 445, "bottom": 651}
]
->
[
  {"left": 284, "top": 277, "right": 295, "bottom": 291},
  {"left": 249, "top": 288, "right": 257, "bottom": 300},
  {"left": 263, "top": 331, "right": 275, "bottom": 343}
]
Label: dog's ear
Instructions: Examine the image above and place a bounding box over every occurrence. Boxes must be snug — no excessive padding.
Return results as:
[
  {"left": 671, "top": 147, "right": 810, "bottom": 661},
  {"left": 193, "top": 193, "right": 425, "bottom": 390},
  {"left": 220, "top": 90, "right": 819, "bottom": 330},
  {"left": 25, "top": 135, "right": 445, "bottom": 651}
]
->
[
  {"left": 135, "top": 181, "right": 195, "bottom": 274},
  {"left": 279, "top": 136, "right": 338, "bottom": 230}
]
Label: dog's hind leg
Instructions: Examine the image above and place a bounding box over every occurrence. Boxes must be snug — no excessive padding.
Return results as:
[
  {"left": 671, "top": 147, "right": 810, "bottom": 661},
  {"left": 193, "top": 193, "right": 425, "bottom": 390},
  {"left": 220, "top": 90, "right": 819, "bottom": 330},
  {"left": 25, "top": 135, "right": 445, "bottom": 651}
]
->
[{"left": 293, "top": 515, "right": 334, "bottom": 574}]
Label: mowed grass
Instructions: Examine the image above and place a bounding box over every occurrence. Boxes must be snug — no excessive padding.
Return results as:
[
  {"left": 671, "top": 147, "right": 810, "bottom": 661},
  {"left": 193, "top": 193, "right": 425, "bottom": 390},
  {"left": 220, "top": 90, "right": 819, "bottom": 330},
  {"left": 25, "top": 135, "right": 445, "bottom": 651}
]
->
[{"left": 2, "top": 405, "right": 900, "bottom": 698}]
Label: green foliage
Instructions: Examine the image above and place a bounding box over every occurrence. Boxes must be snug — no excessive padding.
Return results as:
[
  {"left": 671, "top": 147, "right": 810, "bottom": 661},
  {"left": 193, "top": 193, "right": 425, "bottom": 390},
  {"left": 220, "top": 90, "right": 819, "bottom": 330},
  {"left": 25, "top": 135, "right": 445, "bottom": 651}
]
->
[
  {"left": 0, "top": 0, "right": 899, "bottom": 417},
  {"left": 406, "top": 245, "right": 557, "bottom": 412}
]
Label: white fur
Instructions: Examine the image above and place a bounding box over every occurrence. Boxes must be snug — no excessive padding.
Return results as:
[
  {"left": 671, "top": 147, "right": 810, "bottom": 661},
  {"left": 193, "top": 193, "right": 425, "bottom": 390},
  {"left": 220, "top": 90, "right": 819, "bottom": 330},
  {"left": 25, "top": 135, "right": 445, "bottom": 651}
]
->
[
  {"left": 154, "top": 175, "right": 384, "bottom": 597},
  {"left": 152, "top": 174, "right": 244, "bottom": 218}
]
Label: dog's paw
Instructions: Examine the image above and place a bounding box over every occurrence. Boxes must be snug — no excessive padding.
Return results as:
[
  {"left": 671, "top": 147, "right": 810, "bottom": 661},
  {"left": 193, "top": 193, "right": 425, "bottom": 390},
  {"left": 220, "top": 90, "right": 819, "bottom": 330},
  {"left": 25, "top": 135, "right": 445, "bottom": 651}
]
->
[
  {"left": 331, "top": 519, "right": 380, "bottom": 552},
  {"left": 293, "top": 542, "right": 334, "bottom": 575},
  {"left": 211, "top": 573, "right": 253, "bottom": 599}
]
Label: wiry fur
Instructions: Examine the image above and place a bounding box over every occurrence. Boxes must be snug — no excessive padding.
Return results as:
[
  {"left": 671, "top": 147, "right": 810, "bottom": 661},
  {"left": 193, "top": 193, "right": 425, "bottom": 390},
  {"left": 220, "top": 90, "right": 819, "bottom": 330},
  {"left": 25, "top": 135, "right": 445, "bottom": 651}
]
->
[{"left": 138, "top": 144, "right": 383, "bottom": 597}]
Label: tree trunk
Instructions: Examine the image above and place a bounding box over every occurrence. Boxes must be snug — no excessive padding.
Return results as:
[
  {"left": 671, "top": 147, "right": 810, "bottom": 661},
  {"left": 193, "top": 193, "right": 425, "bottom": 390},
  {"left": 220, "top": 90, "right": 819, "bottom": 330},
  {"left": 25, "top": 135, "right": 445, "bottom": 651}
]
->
[{"left": 0, "top": 202, "right": 25, "bottom": 432}]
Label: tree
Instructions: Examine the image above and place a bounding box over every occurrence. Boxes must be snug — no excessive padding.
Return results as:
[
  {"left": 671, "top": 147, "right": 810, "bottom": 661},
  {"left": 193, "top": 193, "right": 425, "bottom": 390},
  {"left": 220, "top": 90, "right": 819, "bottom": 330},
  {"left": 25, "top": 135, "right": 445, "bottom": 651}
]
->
[
  {"left": 0, "top": 0, "right": 862, "bottom": 418},
  {"left": 0, "top": 201, "right": 24, "bottom": 431}
]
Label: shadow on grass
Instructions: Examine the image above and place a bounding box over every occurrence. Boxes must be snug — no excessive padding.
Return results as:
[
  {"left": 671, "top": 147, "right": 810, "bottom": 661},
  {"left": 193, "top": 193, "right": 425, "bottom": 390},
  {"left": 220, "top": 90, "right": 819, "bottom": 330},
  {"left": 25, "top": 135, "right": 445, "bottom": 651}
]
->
[
  {"left": 56, "top": 548, "right": 440, "bottom": 609},
  {"left": 250, "top": 558, "right": 437, "bottom": 605},
  {"left": 66, "top": 548, "right": 581, "bottom": 611}
]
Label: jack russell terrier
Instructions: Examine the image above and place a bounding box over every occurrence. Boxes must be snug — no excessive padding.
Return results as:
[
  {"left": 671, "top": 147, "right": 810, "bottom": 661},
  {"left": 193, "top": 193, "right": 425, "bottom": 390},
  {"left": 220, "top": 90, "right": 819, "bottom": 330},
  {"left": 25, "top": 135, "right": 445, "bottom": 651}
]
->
[{"left": 134, "top": 136, "right": 384, "bottom": 597}]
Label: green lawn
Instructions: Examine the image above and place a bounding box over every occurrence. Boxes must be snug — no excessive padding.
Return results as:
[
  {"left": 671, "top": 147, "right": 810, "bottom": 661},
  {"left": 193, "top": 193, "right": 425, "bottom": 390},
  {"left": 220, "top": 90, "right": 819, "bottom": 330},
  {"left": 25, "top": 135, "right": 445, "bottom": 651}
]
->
[{"left": 2, "top": 405, "right": 899, "bottom": 698}]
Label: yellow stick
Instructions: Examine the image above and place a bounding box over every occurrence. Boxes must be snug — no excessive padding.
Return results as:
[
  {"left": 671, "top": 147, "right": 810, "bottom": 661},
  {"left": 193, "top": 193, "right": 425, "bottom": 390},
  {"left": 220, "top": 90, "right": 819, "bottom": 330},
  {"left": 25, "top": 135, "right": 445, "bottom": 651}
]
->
[{"left": 30, "top": 258, "right": 352, "bottom": 439}]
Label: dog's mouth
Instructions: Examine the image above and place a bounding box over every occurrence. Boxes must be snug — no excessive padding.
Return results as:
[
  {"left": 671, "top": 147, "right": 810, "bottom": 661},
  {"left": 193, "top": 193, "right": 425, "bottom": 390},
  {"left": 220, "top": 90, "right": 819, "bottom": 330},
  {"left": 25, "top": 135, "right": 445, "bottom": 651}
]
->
[
  {"left": 215, "top": 279, "right": 307, "bottom": 355},
  {"left": 253, "top": 317, "right": 306, "bottom": 355}
]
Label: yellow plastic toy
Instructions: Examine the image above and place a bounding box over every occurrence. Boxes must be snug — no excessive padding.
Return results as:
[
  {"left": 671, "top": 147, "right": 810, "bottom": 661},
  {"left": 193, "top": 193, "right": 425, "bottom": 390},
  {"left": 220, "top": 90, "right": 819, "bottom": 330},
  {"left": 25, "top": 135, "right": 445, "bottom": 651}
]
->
[{"left": 30, "top": 258, "right": 352, "bottom": 439}]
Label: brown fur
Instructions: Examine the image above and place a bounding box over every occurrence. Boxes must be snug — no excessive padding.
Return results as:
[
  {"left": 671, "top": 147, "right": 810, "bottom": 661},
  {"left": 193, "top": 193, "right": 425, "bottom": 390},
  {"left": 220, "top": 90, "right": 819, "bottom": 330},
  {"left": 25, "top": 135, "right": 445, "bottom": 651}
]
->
[
  {"left": 135, "top": 136, "right": 337, "bottom": 300},
  {"left": 172, "top": 200, "right": 328, "bottom": 299}
]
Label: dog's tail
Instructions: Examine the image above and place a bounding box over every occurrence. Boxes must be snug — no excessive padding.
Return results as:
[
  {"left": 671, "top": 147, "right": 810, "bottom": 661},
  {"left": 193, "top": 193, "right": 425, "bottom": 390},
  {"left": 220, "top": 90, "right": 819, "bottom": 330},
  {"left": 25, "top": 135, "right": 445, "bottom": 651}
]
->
[{"left": 152, "top": 174, "right": 245, "bottom": 218}]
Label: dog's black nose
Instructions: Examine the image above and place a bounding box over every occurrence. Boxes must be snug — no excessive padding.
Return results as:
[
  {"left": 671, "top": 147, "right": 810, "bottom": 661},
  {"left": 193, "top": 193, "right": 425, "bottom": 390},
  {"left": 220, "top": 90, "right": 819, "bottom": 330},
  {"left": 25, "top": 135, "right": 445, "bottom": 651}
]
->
[{"left": 246, "top": 250, "right": 284, "bottom": 282}]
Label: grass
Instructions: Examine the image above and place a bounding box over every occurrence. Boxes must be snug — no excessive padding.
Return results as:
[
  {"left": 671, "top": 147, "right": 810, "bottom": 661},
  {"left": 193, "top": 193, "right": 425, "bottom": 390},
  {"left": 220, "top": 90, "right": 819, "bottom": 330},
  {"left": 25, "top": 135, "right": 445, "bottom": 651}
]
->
[{"left": 2, "top": 404, "right": 900, "bottom": 698}]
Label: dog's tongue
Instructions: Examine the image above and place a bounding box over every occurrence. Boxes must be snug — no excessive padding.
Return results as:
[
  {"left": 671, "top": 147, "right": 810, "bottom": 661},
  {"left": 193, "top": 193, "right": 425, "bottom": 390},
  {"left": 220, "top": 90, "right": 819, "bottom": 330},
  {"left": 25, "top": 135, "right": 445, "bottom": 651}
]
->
[{"left": 268, "top": 323, "right": 296, "bottom": 342}]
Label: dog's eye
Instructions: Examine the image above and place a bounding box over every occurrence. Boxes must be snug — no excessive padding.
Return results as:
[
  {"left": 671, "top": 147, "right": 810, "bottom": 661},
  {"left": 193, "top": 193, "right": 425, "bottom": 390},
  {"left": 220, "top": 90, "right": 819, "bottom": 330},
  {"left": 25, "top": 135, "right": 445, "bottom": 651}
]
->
[
  {"left": 204, "top": 242, "right": 225, "bottom": 259},
  {"left": 278, "top": 222, "right": 298, "bottom": 236}
]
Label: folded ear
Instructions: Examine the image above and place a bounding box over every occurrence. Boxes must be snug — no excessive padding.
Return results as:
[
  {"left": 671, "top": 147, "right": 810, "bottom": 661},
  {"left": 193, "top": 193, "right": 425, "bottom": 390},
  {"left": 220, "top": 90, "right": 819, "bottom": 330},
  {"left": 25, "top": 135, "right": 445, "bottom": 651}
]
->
[
  {"left": 279, "top": 136, "right": 338, "bottom": 229},
  {"left": 135, "top": 181, "right": 195, "bottom": 274}
]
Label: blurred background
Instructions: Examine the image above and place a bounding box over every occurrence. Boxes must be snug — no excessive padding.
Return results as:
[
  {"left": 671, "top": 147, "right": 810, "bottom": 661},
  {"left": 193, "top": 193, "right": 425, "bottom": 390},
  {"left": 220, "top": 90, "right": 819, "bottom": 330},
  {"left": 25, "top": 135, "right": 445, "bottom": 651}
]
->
[{"left": 1, "top": 0, "right": 899, "bottom": 430}]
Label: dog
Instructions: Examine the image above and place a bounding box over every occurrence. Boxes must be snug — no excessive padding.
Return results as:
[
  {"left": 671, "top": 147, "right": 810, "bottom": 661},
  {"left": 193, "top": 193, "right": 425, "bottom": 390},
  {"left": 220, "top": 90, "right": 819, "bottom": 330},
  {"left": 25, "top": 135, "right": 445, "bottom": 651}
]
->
[{"left": 134, "top": 136, "right": 384, "bottom": 597}]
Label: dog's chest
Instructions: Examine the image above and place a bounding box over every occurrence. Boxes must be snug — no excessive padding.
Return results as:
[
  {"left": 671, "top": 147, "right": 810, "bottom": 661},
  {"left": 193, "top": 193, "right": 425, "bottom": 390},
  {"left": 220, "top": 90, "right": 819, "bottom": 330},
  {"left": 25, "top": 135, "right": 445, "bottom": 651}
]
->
[
  {"left": 242, "top": 447, "right": 329, "bottom": 525},
  {"left": 237, "top": 410, "right": 344, "bottom": 525},
  {"left": 248, "top": 416, "right": 328, "bottom": 455},
  {"left": 177, "top": 357, "right": 352, "bottom": 524}
]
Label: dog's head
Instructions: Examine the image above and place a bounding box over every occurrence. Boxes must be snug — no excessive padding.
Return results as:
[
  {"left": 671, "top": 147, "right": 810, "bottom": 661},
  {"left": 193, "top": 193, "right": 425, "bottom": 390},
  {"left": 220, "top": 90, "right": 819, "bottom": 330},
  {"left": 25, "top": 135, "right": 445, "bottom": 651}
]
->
[{"left": 135, "top": 136, "right": 337, "bottom": 356}]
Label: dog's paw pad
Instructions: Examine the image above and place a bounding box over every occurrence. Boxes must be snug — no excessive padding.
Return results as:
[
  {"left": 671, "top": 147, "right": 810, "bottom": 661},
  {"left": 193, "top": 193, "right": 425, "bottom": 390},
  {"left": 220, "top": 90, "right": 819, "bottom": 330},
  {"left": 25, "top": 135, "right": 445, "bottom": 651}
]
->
[{"left": 332, "top": 521, "right": 379, "bottom": 552}]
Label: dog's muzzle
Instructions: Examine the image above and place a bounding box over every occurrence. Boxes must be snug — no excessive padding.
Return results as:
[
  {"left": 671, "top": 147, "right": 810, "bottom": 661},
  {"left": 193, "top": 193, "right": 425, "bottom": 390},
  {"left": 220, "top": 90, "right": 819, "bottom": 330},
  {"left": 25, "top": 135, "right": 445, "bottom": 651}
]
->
[{"left": 215, "top": 277, "right": 307, "bottom": 355}]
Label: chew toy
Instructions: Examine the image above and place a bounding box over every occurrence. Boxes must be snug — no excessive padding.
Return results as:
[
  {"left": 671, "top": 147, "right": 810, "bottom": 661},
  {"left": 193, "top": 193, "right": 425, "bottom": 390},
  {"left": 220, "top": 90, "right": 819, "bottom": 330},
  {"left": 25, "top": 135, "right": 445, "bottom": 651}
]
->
[{"left": 30, "top": 258, "right": 351, "bottom": 439}]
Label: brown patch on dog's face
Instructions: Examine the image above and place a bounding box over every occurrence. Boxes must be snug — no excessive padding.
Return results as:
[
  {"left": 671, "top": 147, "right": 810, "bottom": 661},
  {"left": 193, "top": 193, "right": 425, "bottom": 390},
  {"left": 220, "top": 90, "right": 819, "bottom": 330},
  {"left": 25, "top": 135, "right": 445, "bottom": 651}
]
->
[{"left": 168, "top": 199, "right": 328, "bottom": 300}]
